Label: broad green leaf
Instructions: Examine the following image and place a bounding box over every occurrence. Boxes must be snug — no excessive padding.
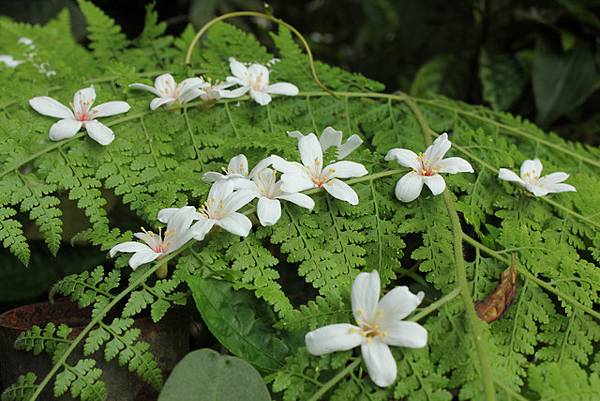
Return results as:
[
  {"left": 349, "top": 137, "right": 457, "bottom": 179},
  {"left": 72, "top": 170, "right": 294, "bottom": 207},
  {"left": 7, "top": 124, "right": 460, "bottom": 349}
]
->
[
  {"left": 158, "top": 349, "right": 271, "bottom": 401},
  {"left": 187, "top": 276, "right": 295, "bottom": 371},
  {"left": 533, "top": 38, "right": 599, "bottom": 125},
  {"left": 410, "top": 54, "right": 469, "bottom": 99},
  {"left": 479, "top": 49, "right": 526, "bottom": 110}
]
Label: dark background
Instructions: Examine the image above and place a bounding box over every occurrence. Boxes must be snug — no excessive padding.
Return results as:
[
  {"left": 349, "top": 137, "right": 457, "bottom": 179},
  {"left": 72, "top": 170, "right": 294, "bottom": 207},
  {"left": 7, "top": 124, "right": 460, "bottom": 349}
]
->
[{"left": 0, "top": 0, "right": 598, "bottom": 314}]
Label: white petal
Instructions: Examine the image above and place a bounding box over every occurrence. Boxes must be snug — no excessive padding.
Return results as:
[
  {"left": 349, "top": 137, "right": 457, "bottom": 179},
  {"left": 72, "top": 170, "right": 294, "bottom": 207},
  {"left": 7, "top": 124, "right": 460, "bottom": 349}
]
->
[
  {"left": 150, "top": 97, "right": 175, "bottom": 110},
  {"left": 257, "top": 197, "right": 281, "bottom": 226},
  {"left": 525, "top": 183, "right": 549, "bottom": 197},
  {"left": 208, "top": 180, "right": 234, "bottom": 202},
  {"left": 220, "top": 86, "right": 249, "bottom": 98},
  {"left": 249, "top": 156, "right": 273, "bottom": 178},
  {"left": 154, "top": 74, "right": 176, "bottom": 95},
  {"left": 92, "top": 101, "right": 130, "bottom": 118},
  {"left": 248, "top": 63, "right": 270, "bottom": 83},
  {"left": 128, "top": 249, "right": 161, "bottom": 270},
  {"left": 166, "top": 206, "right": 198, "bottom": 237},
  {"left": 337, "top": 134, "right": 363, "bottom": 159},
  {"left": 190, "top": 219, "right": 216, "bottom": 241},
  {"left": 539, "top": 172, "right": 569, "bottom": 186},
  {"left": 271, "top": 155, "right": 305, "bottom": 174},
  {"left": 85, "top": 120, "right": 114, "bottom": 145},
  {"left": 323, "top": 178, "right": 360, "bottom": 205},
  {"left": 277, "top": 192, "right": 315, "bottom": 210},
  {"left": 157, "top": 207, "right": 178, "bottom": 223},
  {"left": 299, "top": 133, "right": 323, "bottom": 172},
  {"left": 319, "top": 127, "right": 342, "bottom": 151},
  {"left": 520, "top": 159, "right": 543, "bottom": 178},
  {"left": 0, "top": 55, "right": 22, "bottom": 67},
  {"left": 202, "top": 171, "right": 226, "bottom": 183},
  {"left": 305, "top": 324, "right": 362, "bottom": 356},
  {"left": 361, "top": 340, "right": 397, "bottom": 387},
  {"left": 435, "top": 157, "right": 474, "bottom": 174},
  {"left": 29, "top": 96, "right": 74, "bottom": 119},
  {"left": 546, "top": 183, "right": 576, "bottom": 193},
  {"left": 49, "top": 119, "right": 82, "bottom": 141},
  {"left": 230, "top": 177, "right": 256, "bottom": 191},
  {"left": 177, "top": 77, "right": 204, "bottom": 93},
  {"left": 178, "top": 87, "right": 202, "bottom": 103},
  {"left": 423, "top": 133, "right": 451, "bottom": 163},
  {"left": 322, "top": 161, "right": 368, "bottom": 179},
  {"left": 229, "top": 58, "right": 248, "bottom": 80},
  {"left": 217, "top": 212, "right": 252, "bottom": 237},
  {"left": 228, "top": 154, "right": 249, "bottom": 176},
  {"left": 378, "top": 286, "right": 424, "bottom": 321},
  {"left": 224, "top": 189, "right": 256, "bottom": 213},
  {"left": 423, "top": 174, "right": 446, "bottom": 196},
  {"left": 280, "top": 173, "right": 315, "bottom": 193},
  {"left": 498, "top": 168, "right": 523, "bottom": 183},
  {"left": 250, "top": 89, "right": 272, "bottom": 105},
  {"left": 352, "top": 270, "right": 380, "bottom": 325},
  {"left": 394, "top": 172, "right": 424, "bottom": 202},
  {"left": 287, "top": 130, "right": 305, "bottom": 140},
  {"left": 109, "top": 241, "right": 151, "bottom": 257},
  {"left": 73, "top": 86, "right": 96, "bottom": 114},
  {"left": 382, "top": 321, "right": 428, "bottom": 349},
  {"left": 384, "top": 148, "right": 420, "bottom": 170},
  {"left": 266, "top": 82, "right": 299, "bottom": 96},
  {"left": 129, "top": 83, "right": 160, "bottom": 96}
]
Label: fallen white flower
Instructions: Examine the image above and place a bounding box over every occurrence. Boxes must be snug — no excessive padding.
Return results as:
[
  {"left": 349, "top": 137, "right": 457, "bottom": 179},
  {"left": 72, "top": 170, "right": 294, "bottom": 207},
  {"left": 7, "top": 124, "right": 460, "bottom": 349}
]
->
[
  {"left": 202, "top": 154, "right": 272, "bottom": 190},
  {"left": 223, "top": 58, "right": 298, "bottom": 105},
  {"left": 0, "top": 55, "right": 23, "bottom": 68},
  {"left": 385, "top": 133, "right": 474, "bottom": 202},
  {"left": 109, "top": 206, "right": 197, "bottom": 270},
  {"left": 305, "top": 270, "right": 427, "bottom": 387},
  {"left": 498, "top": 159, "right": 576, "bottom": 197},
  {"left": 129, "top": 73, "right": 206, "bottom": 110},
  {"left": 272, "top": 133, "right": 368, "bottom": 205},
  {"left": 29, "top": 85, "right": 130, "bottom": 145}
]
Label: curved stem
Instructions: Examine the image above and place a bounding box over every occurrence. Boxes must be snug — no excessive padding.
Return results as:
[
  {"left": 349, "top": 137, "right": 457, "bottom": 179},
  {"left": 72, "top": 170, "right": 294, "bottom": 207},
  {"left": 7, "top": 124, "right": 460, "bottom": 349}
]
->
[
  {"left": 184, "top": 11, "right": 334, "bottom": 96},
  {"left": 306, "top": 358, "right": 360, "bottom": 401}
]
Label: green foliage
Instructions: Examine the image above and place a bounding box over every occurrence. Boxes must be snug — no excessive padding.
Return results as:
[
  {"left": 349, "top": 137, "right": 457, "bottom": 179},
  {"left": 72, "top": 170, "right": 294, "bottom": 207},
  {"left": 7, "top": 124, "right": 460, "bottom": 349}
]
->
[
  {"left": 158, "top": 349, "right": 271, "bottom": 401},
  {"left": 0, "top": 3, "right": 599, "bottom": 401}
]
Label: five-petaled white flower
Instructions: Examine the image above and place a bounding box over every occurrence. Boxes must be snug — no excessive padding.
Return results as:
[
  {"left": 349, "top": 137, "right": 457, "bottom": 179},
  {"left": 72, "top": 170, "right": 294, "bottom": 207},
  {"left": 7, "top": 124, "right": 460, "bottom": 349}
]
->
[
  {"left": 29, "top": 85, "right": 130, "bottom": 145},
  {"left": 198, "top": 78, "right": 236, "bottom": 101},
  {"left": 186, "top": 180, "right": 256, "bottom": 240},
  {"left": 272, "top": 133, "right": 368, "bottom": 205},
  {"left": 288, "top": 127, "right": 363, "bottom": 160},
  {"left": 129, "top": 73, "right": 206, "bottom": 110},
  {"left": 224, "top": 58, "right": 298, "bottom": 105},
  {"left": 498, "top": 159, "right": 576, "bottom": 197},
  {"left": 250, "top": 167, "right": 315, "bottom": 226},
  {"left": 305, "top": 270, "right": 428, "bottom": 388},
  {"left": 109, "top": 206, "right": 197, "bottom": 270},
  {"left": 385, "top": 133, "right": 474, "bottom": 202},
  {"left": 202, "top": 154, "right": 272, "bottom": 190}
]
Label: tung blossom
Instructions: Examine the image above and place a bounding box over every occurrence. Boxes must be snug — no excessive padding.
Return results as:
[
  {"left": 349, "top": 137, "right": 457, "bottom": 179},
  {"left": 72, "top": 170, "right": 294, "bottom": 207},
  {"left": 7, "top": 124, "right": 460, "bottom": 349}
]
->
[
  {"left": 29, "top": 86, "right": 130, "bottom": 145},
  {"left": 129, "top": 73, "right": 208, "bottom": 110},
  {"left": 202, "top": 154, "right": 272, "bottom": 190},
  {"left": 224, "top": 58, "right": 298, "bottom": 105},
  {"left": 272, "top": 133, "right": 368, "bottom": 205},
  {"left": 109, "top": 206, "right": 197, "bottom": 269},
  {"left": 305, "top": 270, "right": 428, "bottom": 387},
  {"left": 288, "top": 126, "right": 363, "bottom": 160},
  {"left": 498, "top": 159, "right": 576, "bottom": 197},
  {"left": 0, "top": 55, "right": 23, "bottom": 68},
  {"left": 385, "top": 133, "right": 474, "bottom": 202}
]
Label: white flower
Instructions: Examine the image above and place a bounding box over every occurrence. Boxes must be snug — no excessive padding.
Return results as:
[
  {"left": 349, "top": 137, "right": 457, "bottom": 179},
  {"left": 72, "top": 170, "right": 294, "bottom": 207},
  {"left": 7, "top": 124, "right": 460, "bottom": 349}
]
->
[
  {"left": 223, "top": 58, "right": 298, "bottom": 105},
  {"left": 498, "top": 159, "right": 576, "bottom": 197},
  {"left": 288, "top": 127, "right": 363, "bottom": 160},
  {"left": 0, "top": 55, "right": 23, "bottom": 68},
  {"left": 199, "top": 79, "right": 236, "bottom": 101},
  {"left": 202, "top": 154, "right": 272, "bottom": 190},
  {"left": 129, "top": 73, "right": 206, "bottom": 110},
  {"left": 305, "top": 270, "right": 427, "bottom": 387},
  {"left": 29, "top": 86, "right": 130, "bottom": 145},
  {"left": 272, "top": 133, "right": 368, "bottom": 205},
  {"left": 249, "top": 166, "right": 315, "bottom": 226},
  {"left": 18, "top": 37, "right": 34, "bottom": 47},
  {"left": 187, "top": 180, "right": 256, "bottom": 240},
  {"left": 385, "top": 133, "right": 474, "bottom": 202},
  {"left": 109, "top": 206, "right": 197, "bottom": 270}
]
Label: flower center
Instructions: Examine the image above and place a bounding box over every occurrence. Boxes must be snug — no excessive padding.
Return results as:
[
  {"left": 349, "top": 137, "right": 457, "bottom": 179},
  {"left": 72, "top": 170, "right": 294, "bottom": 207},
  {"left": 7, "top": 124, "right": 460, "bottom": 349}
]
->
[
  {"left": 250, "top": 73, "right": 266, "bottom": 91},
  {"left": 522, "top": 171, "right": 540, "bottom": 184},
  {"left": 140, "top": 227, "right": 172, "bottom": 254},
  {"left": 417, "top": 154, "right": 436, "bottom": 176},
  {"left": 199, "top": 198, "right": 226, "bottom": 220},
  {"left": 71, "top": 99, "right": 95, "bottom": 123}
]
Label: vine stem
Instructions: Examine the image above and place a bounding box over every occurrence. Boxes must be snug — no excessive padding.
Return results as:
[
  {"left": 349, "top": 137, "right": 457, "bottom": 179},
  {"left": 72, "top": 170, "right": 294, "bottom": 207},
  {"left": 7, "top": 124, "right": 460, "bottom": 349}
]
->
[
  {"left": 404, "top": 95, "right": 497, "bottom": 401},
  {"left": 462, "top": 233, "right": 600, "bottom": 320},
  {"left": 184, "top": 11, "right": 335, "bottom": 96}
]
